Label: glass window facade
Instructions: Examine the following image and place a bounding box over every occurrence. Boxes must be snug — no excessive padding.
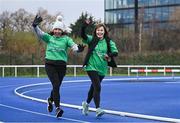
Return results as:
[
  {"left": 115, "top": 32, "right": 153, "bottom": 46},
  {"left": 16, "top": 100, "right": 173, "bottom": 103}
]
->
[
  {"left": 105, "top": 0, "right": 134, "bottom": 9},
  {"left": 105, "top": 9, "right": 134, "bottom": 24},
  {"left": 105, "top": 0, "right": 180, "bottom": 26}
]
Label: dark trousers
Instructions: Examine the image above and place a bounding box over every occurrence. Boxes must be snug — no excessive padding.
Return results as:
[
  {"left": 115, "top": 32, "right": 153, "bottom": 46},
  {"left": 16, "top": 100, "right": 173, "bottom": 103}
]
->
[
  {"left": 86, "top": 71, "right": 104, "bottom": 108},
  {"left": 45, "top": 63, "right": 66, "bottom": 108}
]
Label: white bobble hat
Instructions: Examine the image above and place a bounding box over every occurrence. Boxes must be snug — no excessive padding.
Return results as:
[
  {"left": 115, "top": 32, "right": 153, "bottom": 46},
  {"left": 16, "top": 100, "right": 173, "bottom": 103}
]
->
[
  {"left": 56, "top": 15, "right": 63, "bottom": 22},
  {"left": 52, "top": 21, "right": 65, "bottom": 31},
  {"left": 52, "top": 15, "right": 72, "bottom": 33}
]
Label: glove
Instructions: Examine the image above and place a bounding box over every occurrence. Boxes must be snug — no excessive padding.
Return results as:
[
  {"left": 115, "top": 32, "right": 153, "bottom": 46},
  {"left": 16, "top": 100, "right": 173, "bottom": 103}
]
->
[
  {"left": 77, "top": 44, "right": 86, "bottom": 52},
  {"left": 32, "top": 14, "right": 43, "bottom": 27}
]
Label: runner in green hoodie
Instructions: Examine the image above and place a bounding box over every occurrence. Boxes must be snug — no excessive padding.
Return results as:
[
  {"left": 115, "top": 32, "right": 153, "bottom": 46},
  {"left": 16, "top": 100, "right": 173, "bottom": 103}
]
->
[
  {"left": 32, "top": 15, "right": 85, "bottom": 118},
  {"left": 81, "top": 20, "right": 118, "bottom": 117}
]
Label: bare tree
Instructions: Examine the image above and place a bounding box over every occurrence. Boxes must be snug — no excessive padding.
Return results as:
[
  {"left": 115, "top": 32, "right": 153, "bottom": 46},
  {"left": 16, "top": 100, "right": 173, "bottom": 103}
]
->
[
  {"left": 36, "top": 7, "right": 55, "bottom": 32},
  {"left": 10, "top": 9, "right": 33, "bottom": 32},
  {"left": 0, "top": 11, "right": 12, "bottom": 50}
]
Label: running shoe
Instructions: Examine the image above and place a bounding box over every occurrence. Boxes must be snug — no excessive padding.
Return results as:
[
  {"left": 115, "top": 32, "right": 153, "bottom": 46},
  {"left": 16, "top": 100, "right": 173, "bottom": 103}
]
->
[
  {"left": 82, "top": 101, "right": 89, "bottom": 115},
  {"left": 47, "top": 98, "right": 53, "bottom": 112},
  {"left": 56, "top": 107, "right": 64, "bottom": 118},
  {"left": 96, "top": 108, "right": 105, "bottom": 117}
]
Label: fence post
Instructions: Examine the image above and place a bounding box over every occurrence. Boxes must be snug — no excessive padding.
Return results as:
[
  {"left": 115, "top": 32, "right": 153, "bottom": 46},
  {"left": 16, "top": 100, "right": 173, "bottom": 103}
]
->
[
  {"left": 74, "top": 66, "right": 76, "bottom": 77},
  {"left": 146, "top": 66, "right": 148, "bottom": 76},
  {"left": 164, "top": 66, "right": 166, "bottom": 76},
  {"left": 2, "top": 67, "right": 4, "bottom": 77},
  {"left": 15, "top": 66, "right": 17, "bottom": 77},
  {"left": 128, "top": 67, "right": 130, "bottom": 76},
  {"left": 110, "top": 67, "right": 112, "bottom": 76},
  {"left": 37, "top": 66, "right": 40, "bottom": 77}
]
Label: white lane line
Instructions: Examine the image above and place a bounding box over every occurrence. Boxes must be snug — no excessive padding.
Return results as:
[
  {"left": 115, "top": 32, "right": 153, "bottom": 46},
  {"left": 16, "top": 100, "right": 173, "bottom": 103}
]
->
[
  {"left": 14, "top": 78, "right": 180, "bottom": 122},
  {"left": 0, "top": 85, "right": 18, "bottom": 89},
  {"left": 21, "top": 88, "right": 50, "bottom": 95},
  {"left": 165, "top": 82, "right": 180, "bottom": 84},
  {"left": 0, "top": 103, "right": 89, "bottom": 123},
  {"left": 21, "top": 85, "right": 90, "bottom": 94}
]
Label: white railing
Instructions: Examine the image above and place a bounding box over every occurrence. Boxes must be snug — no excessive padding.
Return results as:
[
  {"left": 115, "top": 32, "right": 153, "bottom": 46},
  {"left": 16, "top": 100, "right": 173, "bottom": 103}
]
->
[
  {"left": 0, "top": 65, "right": 180, "bottom": 77},
  {"left": 0, "top": 65, "right": 82, "bottom": 77}
]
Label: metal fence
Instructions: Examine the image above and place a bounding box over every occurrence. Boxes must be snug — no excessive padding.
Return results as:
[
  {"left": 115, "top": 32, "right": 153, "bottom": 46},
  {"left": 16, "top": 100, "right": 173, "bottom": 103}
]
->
[{"left": 0, "top": 65, "right": 180, "bottom": 77}]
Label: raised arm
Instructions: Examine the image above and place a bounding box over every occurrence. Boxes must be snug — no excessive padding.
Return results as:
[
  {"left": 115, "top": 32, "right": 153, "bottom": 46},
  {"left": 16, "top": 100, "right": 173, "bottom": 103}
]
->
[
  {"left": 32, "top": 14, "right": 44, "bottom": 38},
  {"left": 81, "top": 23, "right": 88, "bottom": 40},
  {"left": 33, "top": 26, "right": 45, "bottom": 39},
  {"left": 81, "top": 20, "right": 91, "bottom": 40},
  {"left": 32, "top": 15, "right": 50, "bottom": 42},
  {"left": 32, "top": 14, "right": 42, "bottom": 28}
]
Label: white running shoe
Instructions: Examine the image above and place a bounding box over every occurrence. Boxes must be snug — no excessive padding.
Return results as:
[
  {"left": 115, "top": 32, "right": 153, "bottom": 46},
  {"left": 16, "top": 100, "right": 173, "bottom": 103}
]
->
[
  {"left": 96, "top": 108, "right": 105, "bottom": 117},
  {"left": 82, "top": 101, "right": 89, "bottom": 115}
]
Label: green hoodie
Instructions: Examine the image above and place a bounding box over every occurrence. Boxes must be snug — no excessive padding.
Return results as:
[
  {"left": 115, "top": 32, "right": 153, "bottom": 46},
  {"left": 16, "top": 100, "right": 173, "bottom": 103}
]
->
[
  {"left": 41, "top": 33, "right": 75, "bottom": 62},
  {"left": 83, "top": 35, "right": 118, "bottom": 76}
]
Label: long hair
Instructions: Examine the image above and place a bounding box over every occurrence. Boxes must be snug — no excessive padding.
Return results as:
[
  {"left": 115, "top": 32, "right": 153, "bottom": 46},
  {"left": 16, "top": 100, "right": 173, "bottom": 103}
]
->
[{"left": 92, "top": 23, "right": 109, "bottom": 39}]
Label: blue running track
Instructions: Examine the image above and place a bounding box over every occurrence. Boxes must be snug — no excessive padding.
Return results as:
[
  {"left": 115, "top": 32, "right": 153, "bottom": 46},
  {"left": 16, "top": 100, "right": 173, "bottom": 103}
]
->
[{"left": 1, "top": 76, "right": 180, "bottom": 122}]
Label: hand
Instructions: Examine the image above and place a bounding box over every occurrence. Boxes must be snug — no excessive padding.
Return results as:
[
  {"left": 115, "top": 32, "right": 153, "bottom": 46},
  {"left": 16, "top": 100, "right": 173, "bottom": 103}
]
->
[
  {"left": 83, "top": 19, "right": 91, "bottom": 27},
  {"left": 104, "top": 54, "right": 111, "bottom": 62},
  {"left": 85, "top": 19, "right": 91, "bottom": 25},
  {"left": 32, "top": 14, "right": 43, "bottom": 27},
  {"left": 77, "top": 44, "right": 86, "bottom": 52}
]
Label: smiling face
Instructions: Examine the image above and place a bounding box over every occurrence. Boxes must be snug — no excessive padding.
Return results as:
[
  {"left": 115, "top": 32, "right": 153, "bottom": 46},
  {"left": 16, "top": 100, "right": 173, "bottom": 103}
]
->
[
  {"left": 96, "top": 26, "right": 105, "bottom": 40},
  {"left": 53, "top": 28, "right": 63, "bottom": 37},
  {"left": 93, "top": 23, "right": 108, "bottom": 40}
]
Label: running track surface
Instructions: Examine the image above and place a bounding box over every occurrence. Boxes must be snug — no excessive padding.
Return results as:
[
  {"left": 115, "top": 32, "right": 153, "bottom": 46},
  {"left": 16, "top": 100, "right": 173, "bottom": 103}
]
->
[{"left": 1, "top": 76, "right": 180, "bottom": 122}]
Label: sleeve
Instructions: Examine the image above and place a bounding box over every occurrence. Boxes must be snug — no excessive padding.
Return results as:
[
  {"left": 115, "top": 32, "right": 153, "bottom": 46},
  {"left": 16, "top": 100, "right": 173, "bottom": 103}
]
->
[
  {"left": 71, "top": 44, "right": 79, "bottom": 52},
  {"left": 110, "top": 40, "right": 118, "bottom": 53},
  {"left": 66, "top": 37, "right": 78, "bottom": 52},
  {"left": 82, "top": 35, "right": 93, "bottom": 44},
  {"left": 33, "top": 26, "right": 50, "bottom": 43}
]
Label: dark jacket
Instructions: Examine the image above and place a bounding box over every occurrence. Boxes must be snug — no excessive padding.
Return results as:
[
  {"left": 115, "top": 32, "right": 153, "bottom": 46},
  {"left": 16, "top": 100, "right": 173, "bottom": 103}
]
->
[{"left": 81, "top": 24, "right": 117, "bottom": 67}]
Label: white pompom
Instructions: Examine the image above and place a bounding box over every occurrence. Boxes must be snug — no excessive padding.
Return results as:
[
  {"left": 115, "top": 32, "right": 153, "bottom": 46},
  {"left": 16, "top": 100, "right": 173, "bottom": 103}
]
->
[{"left": 56, "top": 15, "right": 63, "bottom": 22}]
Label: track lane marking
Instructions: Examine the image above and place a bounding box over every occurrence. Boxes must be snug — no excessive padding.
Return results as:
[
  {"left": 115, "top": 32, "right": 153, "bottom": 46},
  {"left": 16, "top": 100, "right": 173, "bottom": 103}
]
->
[{"left": 0, "top": 103, "right": 89, "bottom": 123}]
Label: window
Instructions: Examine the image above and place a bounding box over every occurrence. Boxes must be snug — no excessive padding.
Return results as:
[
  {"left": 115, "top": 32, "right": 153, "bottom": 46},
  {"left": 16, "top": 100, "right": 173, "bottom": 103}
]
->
[{"left": 105, "top": 0, "right": 114, "bottom": 9}]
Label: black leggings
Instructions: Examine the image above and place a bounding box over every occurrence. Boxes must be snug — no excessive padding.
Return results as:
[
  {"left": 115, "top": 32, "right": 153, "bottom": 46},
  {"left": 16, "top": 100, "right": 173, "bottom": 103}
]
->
[
  {"left": 86, "top": 71, "right": 104, "bottom": 108},
  {"left": 45, "top": 63, "right": 66, "bottom": 108}
]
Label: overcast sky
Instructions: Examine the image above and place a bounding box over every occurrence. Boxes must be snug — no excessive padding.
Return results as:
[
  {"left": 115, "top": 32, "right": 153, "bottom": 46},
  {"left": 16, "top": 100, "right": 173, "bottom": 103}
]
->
[{"left": 0, "top": 0, "right": 104, "bottom": 26}]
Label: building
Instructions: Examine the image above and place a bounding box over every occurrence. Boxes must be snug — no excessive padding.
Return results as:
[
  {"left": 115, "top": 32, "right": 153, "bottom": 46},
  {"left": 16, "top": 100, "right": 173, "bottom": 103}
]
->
[
  {"left": 105, "top": 0, "right": 180, "bottom": 28},
  {"left": 104, "top": 0, "right": 180, "bottom": 51}
]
